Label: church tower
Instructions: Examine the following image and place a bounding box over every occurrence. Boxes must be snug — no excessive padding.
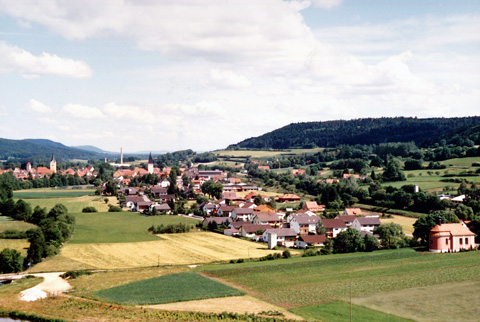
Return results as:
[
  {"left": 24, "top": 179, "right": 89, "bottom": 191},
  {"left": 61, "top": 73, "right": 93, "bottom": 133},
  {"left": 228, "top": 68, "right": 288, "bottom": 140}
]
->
[
  {"left": 148, "top": 152, "right": 154, "bottom": 174},
  {"left": 50, "top": 153, "right": 57, "bottom": 173}
]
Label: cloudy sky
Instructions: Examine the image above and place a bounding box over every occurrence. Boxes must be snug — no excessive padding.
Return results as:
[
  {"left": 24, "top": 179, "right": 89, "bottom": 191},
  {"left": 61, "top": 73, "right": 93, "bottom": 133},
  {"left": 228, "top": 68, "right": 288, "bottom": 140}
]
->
[{"left": 0, "top": 0, "right": 479, "bottom": 153}]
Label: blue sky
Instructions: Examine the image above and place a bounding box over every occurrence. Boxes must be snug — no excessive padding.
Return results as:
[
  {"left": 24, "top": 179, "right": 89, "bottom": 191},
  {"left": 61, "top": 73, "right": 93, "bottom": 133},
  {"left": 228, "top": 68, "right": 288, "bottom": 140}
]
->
[{"left": 0, "top": 0, "right": 479, "bottom": 153}]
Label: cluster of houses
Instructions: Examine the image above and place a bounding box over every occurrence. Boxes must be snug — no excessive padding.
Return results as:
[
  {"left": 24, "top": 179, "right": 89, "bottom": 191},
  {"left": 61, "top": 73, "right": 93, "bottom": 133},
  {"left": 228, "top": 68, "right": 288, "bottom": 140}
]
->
[
  {"left": 119, "top": 186, "right": 175, "bottom": 213},
  {"left": 201, "top": 205, "right": 384, "bottom": 249},
  {"left": 0, "top": 155, "right": 97, "bottom": 180}
]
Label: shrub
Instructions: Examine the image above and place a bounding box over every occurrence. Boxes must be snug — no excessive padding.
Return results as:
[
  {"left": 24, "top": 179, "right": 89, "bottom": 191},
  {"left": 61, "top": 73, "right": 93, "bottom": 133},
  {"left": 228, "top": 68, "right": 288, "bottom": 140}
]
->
[
  {"left": 282, "top": 249, "right": 291, "bottom": 258},
  {"left": 82, "top": 206, "right": 97, "bottom": 213},
  {"left": 61, "top": 270, "right": 92, "bottom": 279},
  {"left": 108, "top": 205, "right": 122, "bottom": 212},
  {"left": 0, "top": 229, "right": 27, "bottom": 239}
]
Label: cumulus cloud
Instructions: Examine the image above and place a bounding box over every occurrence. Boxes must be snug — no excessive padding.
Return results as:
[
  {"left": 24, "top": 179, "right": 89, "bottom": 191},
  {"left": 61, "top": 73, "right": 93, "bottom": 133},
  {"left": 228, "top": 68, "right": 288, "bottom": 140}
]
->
[
  {"left": 63, "top": 103, "right": 105, "bottom": 119},
  {"left": 28, "top": 99, "right": 52, "bottom": 113},
  {"left": 0, "top": 41, "right": 92, "bottom": 78},
  {"left": 103, "top": 102, "right": 157, "bottom": 123}
]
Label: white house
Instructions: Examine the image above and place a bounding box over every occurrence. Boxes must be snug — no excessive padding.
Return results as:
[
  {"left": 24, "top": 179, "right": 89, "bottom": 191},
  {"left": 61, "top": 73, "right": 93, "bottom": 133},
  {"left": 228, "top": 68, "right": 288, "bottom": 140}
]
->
[
  {"left": 290, "top": 214, "right": 320, "bottom": 235},
  {"left": 231, "top": 208, "right": 255, "bottom": 221},
  {"left": 352, "top": 217, "right": 381, "bottom": 233},
  {"left": 262, "top": 228, "right": 297, "bottom": 247},
  {"left": 321, "top": 219, "right": 347, "bottom": 238},
  {"left": 296, "top": 235, "right": 327, "bottom": 249}
]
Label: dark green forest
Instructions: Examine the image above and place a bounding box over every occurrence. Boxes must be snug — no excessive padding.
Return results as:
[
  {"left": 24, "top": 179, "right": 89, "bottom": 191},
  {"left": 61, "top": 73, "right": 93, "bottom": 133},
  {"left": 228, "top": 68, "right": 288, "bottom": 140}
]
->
[{"left": 228, "top": 117, "right": 480, "bottom": 150}]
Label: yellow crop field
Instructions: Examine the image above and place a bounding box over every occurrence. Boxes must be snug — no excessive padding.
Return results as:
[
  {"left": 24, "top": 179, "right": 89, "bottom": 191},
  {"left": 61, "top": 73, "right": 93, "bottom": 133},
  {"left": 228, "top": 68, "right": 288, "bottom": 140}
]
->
[{"left": 31, "top": 232, "right": 281, "bottom": 271}]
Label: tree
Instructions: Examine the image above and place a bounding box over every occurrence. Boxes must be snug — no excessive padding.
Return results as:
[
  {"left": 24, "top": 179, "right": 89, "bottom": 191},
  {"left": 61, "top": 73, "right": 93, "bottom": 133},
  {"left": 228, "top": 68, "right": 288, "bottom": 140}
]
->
[
  {"left": 363, "top": 234, "right": 379, "bottom": 252},
  {"left": 333, "top": 228, "right": 364, "bottom": 253},
  {"left": 374, "top": 223, "right": 407, "bottom": 249},
  {"left": 413, "top": 211, "right": 459, "bottom": 245},
  {"left": 316, "top": 221, "right": 326, "bottom": 235},
  {"left": 0, "top": 248, "right": 24, "bottom": 273},
  {"left": 454, "top": 204, "right": 475, "bottom": 221},
  {"left": 26, "top": 228, "right": 46, "bottom": 264},
  {"left": 104, "top": 180, "right": 118, "bottom": 196},
  {"left": 382, "top": 158, "right": 406, "bottom": 182}
]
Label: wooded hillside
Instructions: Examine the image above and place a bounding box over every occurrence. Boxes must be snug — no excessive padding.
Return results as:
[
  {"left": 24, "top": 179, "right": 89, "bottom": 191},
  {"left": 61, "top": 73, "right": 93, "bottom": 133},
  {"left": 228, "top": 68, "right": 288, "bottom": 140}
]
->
[{"left": 228, "top": 117, "right": 480, "bottom": 150}]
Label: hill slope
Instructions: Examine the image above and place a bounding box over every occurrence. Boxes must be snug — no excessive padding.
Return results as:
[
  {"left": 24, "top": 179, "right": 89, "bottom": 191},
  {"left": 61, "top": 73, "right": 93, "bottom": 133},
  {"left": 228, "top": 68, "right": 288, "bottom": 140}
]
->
[
  {"left": 227, "top": 117, "right": 480, "bottom": 149},
  {"left": 0, "top": 138, "right": 100, "bottom": 160}
]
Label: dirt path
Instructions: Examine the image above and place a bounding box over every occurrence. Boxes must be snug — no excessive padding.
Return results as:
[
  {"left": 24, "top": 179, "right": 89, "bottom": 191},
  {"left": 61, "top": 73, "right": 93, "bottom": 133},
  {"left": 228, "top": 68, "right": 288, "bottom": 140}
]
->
[{"left": 19, "top": 272, "right": 72, "bottom": 301}]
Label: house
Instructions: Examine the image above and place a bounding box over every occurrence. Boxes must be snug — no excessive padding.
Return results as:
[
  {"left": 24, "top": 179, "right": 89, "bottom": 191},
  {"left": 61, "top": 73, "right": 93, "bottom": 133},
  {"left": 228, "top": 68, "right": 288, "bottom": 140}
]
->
[
  {"left": 429, "top": 223, "right": 476, "bottom": 252},
  {"left": 258, "top": 165, "right": 270, "bottom": 171},
  {"left": 303, "top": 201, "right": 325, "bottom": 212},
  {"left": 223, "top": 228, "right": 239, "bottom": 236},
  {"left": 451, "top": 195, "right": 466, "bottom": 204},
  {"left": 254, "top": 204, "right": 276, "bottom": 212},
  {"left": 158, "top": 194, "right": 175, "bottom": 203},
  {"left": 120, "top": 187, "right": 138, "bottom": 196},
  {"left": 263, "top": 228, "right": 297, "bottom": 248},
  {"left": 218, "top": 205, "right": 235, "bottom": 217},
  {"left": 238, "top": 224, "right": 271, "bottom": 238},
  {"left": 343, "top": 173, "right": 360, "bottom": 180},
  {"left": 231, "top": 208, "right": 255, "bottom": 221},
  {"left": 203, "top": 203, "right": 219, "bottom": 215},
  {"left": 321, "top": 219, "right": 347, "bottom": 238},
  {"left": 241, "top": 202, "right": 257, "bottom": 209},
  {"left": 343, "top": 208, "right": 362, "bottom": 216},
  {"left": 151, "top": 186, "right": 167, "bottom": 197},
  {"left": 276, "top": 194, "right": 301, "bottom": 203},
  {"left": 352, "top": 217, "right": 381, "bottom": 233},
  {"left": 251, "top": 212, "right": 282, "bottom": 227},
  {"left": 290, "top": 214, "right": 320, "bottom": 235},
  {"left": 296, "top": 235, "right": 327, "bottom": 249},
  {"left": 202, "top": 217, "right": 231, "bottom": 228},
  {"left": 222, "top": 192, "right": 243, "bottom": 202},
  {"left": 335, "top": 215, "right": 358, "bottom": 227},
  {"left": 151, "top": 203, "right": 171, "bottom": 214}
]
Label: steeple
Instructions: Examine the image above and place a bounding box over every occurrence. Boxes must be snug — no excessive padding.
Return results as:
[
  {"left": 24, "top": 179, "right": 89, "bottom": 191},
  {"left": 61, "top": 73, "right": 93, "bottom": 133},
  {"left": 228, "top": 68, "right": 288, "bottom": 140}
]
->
[
  {"left": 148, "top": 152, "right": 154, "bottom": 174},
  {"left": 50, "top": 153, "right": 57, "bottom": 173}
]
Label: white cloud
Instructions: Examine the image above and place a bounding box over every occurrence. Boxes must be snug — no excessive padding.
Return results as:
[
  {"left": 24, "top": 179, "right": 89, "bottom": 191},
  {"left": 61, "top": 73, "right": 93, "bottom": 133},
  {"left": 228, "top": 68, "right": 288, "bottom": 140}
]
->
[
  {"left": 0, "top": 41, "right": 92, "bottom": 78},
  {"left": 28, "top": 99, "right": 52, "bottom": 113},
  {"left": 63, "top": 103, "right": 105, "bottom": 119},
  {"left": 209, "top": 69, "right": 251, "bottom": 88},
  {"left": 102, "top": 102, "right": 157, "bottom": 123},
  {"left": 0, "top": 104, "right": 7, "bottom": 116},
  {"left": 311, "top": 0, "right": 342, "bottom": 9}
]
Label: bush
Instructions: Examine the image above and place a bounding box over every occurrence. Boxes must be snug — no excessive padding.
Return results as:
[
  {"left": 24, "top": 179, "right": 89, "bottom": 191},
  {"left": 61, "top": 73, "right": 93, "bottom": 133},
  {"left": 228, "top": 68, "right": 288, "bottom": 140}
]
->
[
  {"left": 82, "top": 206, "right": 97, "bottom": 213},
  {"left": 0, "top": 229, "right": 27, "bottom": 239},
  {"left": 282, "top": 249, "right": 291, "bottom": 258},
  {"left": 108, "top": 205, "right": 122, "bottom": 212},
  {"left": 61, "top": 270, "right": 92, "bottom": 279}
]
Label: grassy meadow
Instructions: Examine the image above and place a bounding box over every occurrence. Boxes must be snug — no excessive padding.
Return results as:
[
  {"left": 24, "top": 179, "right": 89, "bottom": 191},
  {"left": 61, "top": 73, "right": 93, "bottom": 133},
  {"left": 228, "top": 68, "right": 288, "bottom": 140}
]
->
[
  {"left": 214, "top": 148, "right": 324, "bottom": 159},
  {"left": 291, "top": 301, "right": 414, "bottom": 322},
  {"left": 0, "top": 239, "right": 29, "bottom": 255},
  {"left": 203, "top": 249, "right": 480, "bottom": 310},
  {"left": 0, "top": 216, "right": 36, "bottom": 233},
  {"left": 13, "top": 188, "right": 95, "bottom": 199},
  {"left": 94, "top": 272, "right": 244, "bottom": 305}
]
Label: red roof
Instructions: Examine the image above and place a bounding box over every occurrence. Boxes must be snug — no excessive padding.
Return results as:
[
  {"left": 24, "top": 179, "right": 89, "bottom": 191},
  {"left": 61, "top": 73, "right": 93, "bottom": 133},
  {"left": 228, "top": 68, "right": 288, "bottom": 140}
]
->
[{"left": 430, "top": 223, "right": 475, "bottom": 236}]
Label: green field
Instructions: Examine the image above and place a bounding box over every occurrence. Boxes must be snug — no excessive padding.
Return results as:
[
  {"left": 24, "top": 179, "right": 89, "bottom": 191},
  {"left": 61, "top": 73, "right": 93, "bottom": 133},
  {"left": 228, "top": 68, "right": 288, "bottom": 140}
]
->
[
  {"left": 203, "top": 249, "right": 480, "bottom": 309},
  {"left": 214, "top": 148, "right": 324, "bottom": 159},
  {"left": 94, "top": 272, "right": 245, "bottom": 305},
  {"left": 13, "top": 188, "right": 95, "bottom": 199},
  {"left": 16, "top": 195, "right": 115, "bottom": 214},
  {"left": 291, "top": 301, "right": 413, "bottom": 322},
  {"left": 0, "top": 216, "right": 36, "bottom": 233},
  {"left": 71, "top": 212, "right": 199, "bottom": 244}
]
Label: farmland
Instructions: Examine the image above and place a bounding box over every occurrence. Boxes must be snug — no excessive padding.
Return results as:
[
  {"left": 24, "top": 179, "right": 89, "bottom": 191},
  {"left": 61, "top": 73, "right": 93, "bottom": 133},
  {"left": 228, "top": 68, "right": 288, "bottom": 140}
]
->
[
  {"left": 30, "top": 232, "right": 282, "bottom": 271},
  {"left": 0, "top": 216, "right": 36, "bottom": 233},
  {"left": 16, "top": 195, "right": 115, "bottom": 214},
  {"left": 203, "top": 249, "right": 480, "bottom": 310},
  {"left": 94, "top": 272, "right": 245, "bottom": 305},
  {"left": 13, "top": 188, "right": 95, "bottom": 199},
  {"left": 214, "top": 148, "right": 324, "bottom": 159}
]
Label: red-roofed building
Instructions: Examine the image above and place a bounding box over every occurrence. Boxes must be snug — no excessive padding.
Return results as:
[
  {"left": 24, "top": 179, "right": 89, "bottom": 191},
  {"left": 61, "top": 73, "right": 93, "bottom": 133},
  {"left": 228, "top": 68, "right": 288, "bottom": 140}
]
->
[
  {"left": 429, "top": 223, "right": 476, "bottom": 253},
  {"left": 296, "top": 235, "right": 327, "bottom": 248},
  {"left": 276, "top": 194, "right": 301, "bottom": 202},
  {"left": 303, "top": 201, "right": 325, "bottom": 212},
  {"left": 292, "top": 169, "right": 306, "bottom": 176}
]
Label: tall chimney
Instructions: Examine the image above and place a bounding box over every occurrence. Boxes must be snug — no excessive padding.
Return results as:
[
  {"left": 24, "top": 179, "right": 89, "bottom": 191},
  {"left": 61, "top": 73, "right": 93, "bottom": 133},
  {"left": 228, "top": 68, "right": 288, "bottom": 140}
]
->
[{"left": 120, "top": 147, "right": 123, "bottom": 165}]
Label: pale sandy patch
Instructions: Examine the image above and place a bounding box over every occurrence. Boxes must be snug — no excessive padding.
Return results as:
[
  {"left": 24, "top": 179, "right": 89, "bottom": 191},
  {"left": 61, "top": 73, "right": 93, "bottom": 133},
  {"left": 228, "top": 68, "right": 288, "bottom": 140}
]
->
[
  {"left": 19, "top": 272, "right": 71, "bottom": 302},
  {"left": 145, "top": 295, "right": 304, "bottom": 320}
]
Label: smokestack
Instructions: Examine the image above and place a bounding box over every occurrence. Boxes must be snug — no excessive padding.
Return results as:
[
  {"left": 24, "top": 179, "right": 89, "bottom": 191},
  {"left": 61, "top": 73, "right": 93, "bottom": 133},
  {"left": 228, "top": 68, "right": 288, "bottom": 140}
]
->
[{"left": 120, "top": 147, "right": 123, "bottom": 165}]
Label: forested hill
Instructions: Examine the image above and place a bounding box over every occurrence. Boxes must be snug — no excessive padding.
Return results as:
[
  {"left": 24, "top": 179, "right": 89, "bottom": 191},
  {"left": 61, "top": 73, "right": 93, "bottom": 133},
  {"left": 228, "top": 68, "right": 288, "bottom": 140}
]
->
[
  {"left": 227, "top": 117, "right": 480, "bottom": 150},
  {"left": 0, "top": 138, "right": 101, "bottom": 161}
]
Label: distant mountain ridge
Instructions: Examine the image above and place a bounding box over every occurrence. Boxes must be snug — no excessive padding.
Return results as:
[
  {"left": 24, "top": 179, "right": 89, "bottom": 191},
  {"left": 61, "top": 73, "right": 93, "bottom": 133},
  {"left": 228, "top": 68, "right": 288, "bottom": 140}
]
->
[
  {"left": 227, "top": 117, "right": 480, "bottom": 150},
  {"left": 0, "top": 138, "right": 102, "bottom": 161}
]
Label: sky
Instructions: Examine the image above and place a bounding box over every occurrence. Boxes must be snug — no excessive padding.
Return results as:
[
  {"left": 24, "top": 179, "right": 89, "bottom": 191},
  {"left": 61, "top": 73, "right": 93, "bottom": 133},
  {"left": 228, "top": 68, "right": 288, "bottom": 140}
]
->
[{"left": 0, "top": 0, "right": 479, "bottom": 153}]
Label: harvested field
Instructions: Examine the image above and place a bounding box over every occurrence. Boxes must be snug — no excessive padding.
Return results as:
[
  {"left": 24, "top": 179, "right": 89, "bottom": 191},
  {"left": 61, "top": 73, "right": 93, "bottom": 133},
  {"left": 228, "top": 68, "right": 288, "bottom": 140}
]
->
[
  {"left": 0, "top": 239, "right": 29, "bottom": 255},
  {"left": 352, "top": 280, "right": 480, "bottom": 322},
  {"left": 32, "top": 232, "right": 281, "bottom": 271},
  {"left": 379, "top": 215, "right": 417, "bottom": 235},
  {"left": 21, "top": 195, "right": 112, "bottom": 214},
  {"left": 147, "top": 295, "right": 303, "bottom": 320}
]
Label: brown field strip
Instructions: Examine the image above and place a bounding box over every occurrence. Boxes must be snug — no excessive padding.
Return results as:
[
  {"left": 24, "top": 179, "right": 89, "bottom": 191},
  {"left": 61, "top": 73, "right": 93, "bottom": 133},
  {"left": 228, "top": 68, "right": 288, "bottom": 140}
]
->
[{"left": 145, "top": 295, "right": 303, "bottom": 320}]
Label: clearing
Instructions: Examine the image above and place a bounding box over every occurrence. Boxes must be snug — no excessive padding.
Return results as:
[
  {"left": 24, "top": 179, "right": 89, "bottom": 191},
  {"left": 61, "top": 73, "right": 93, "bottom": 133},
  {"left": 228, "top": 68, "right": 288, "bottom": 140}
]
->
[{"left": 379, "top": 215, "right": 417, "bottom": 235}]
